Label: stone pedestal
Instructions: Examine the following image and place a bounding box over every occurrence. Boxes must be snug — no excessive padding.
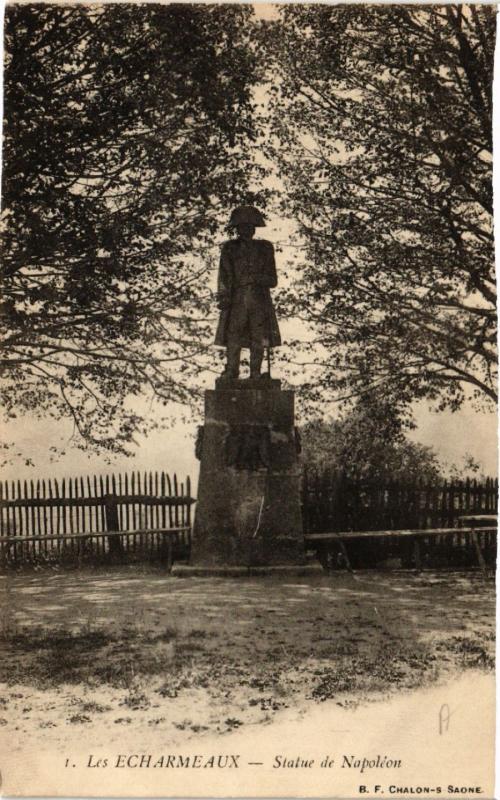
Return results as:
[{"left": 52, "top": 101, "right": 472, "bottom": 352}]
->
[{"left": 175, "top": 378, "right": 318, "bottom": 574}]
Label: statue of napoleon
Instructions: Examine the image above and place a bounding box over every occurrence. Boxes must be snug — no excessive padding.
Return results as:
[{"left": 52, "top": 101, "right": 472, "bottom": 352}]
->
[{"left": 214, "top": 206, "right": 281, "bottom": 380}]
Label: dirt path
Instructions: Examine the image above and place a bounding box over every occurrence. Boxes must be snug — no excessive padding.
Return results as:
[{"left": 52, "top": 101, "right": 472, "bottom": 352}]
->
[{"left": 0, "top": 567, "right": 494, "bottom": 753}]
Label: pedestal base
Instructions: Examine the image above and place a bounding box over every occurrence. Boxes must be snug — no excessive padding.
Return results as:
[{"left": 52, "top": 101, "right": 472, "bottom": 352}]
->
[
  {"left": 191, "top": 380, "right": 307, "bottom": 568},
  {"left": 171, "top": 563, "right": 323, "bottom": 577}
]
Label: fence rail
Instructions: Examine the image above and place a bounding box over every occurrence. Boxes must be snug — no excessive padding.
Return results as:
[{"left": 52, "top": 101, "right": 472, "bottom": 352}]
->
[
  {"left": 0, "top": 472, "right": 194, "bottom": 566},
  {"left": 305, "top": 525, "right": 497, "bottom": 569}
]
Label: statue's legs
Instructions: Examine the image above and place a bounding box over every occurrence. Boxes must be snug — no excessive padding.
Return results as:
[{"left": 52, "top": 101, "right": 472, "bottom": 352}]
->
[
  {"left": 249, "top": 345, "right": 264, "bottom": 379},
  {"left": 225, "top": 343, "right": 241, "bottom": 378},
  {"left": 223, "top": 287, "right": 268, "bottom": 379},
  {"left": 249, "top": 296, "right": 266, "bottom": 377}
]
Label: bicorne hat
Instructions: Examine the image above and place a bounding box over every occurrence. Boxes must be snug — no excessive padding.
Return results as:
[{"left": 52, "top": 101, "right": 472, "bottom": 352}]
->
[{"left": 228, "top": 206, "right": 266, "bottom": 227}]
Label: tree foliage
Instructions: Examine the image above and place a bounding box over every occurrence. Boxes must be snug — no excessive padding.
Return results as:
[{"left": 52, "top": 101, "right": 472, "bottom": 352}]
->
[
  {"left": 1, "top": 3, "right": 265, "bottom": 453},
  {"left": 300, "top": 394, "right": 441, "bottom": 483},
  {"left": 2, "top": 5, "right": 496, "bottom": 462},
  {"left": 267, "top": 4, "right": 496, "bottom": 411}
]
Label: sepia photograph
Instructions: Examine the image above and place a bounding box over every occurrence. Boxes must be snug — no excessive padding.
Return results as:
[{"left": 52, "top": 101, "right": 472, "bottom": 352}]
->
[{"left": 0, "top": 2, "right": 497, "bottom": 797}]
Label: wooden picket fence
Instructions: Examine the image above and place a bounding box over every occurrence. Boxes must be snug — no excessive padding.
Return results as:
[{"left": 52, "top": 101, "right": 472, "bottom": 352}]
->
[
  {"left": 301, "top": 471, "right": 498, "bottom": 568},
  {"left": 1, "top": 467, "right": 497, "bottom": 570},
  {"left": 0, "top": 472, "right": 194, "bottom": 567},
  {"left": 302, "top": 472, "right": 498, "bottom": 533}
]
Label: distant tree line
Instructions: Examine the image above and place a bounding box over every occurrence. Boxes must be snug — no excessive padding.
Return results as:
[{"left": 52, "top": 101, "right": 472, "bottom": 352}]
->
[{"left": 299, "top": 392, "right": 485, "bottom": 484}]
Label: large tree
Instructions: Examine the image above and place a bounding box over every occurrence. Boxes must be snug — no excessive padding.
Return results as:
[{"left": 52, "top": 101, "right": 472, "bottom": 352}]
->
[
  {"left": 1, "top": 3, "right": 265, "bottom": 454},
  {"left": 267, "top": 4, "right": 496, "bottom": 411}
]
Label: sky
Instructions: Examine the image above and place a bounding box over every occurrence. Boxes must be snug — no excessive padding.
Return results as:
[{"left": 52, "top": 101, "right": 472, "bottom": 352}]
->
[{"left": 1, "top": 391, "right": 497, "bottom": 486}]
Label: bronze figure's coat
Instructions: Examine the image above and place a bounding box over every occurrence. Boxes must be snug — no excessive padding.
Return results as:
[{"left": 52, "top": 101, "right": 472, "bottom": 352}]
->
[{"left": 214, "top": 238, "right": 282, "bottom": 350}]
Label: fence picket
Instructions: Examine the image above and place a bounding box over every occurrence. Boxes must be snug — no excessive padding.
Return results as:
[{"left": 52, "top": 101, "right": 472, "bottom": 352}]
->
[
  {"left": 10, "top": 481, "right": 18, "bottom": 562},
  {"left": 0, "top": 483, "right": 4, "bottom": 562},
  {"left": 6, "top": 482, "right": 14, "bottom": 561},
  {"left": 166, "top": 474, "right": 173, "bottom": 530},
  {"left": 186, "top": 476, "right": 192, "bottom": 528},
  {"left": 136, "top": 471, "right": 142, "bottom": 550},
  {"left": 118, "top": 473, "right": 123, "bottom": 532},
  {"left": 98, "top": 476, "right": 105, "bottom": 537},
  {"left": 130, "top": 473, "right": 136, "bottom": 548},
  {"left": 68, "top": 478, "right": 75, "bottom": 559},
  {"left": 86, "top": 476, "right": 93, "bottom": 534},
  {"left": 74, "top": 477, "right": 80, "bottom": 556},
  {"left": 16, "top": 480, "right": 24, "bottom": 560},
  {"left": 80, "top": 477, "right": 86, "bottom": 535},
  {"left": 53, "top": 479, "right": 60, "bottom": 541},
  {"left": 173, "top": 473, "right": 179, "bottom": 529},
  {"left": 154, "top": 471, "right": 159, "bottom": 556},
  {"left": 124, "top": 473, "right": 131, "bottom": 551},
  {"left": 48, "top": 479, "right": 58, "bottom": 557}
]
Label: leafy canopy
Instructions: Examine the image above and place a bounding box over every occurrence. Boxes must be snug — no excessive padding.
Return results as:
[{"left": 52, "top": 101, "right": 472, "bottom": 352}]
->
[
  {"left": 2, "top": 3, "right": 266, "bottom": 454},
  {"left": 2, "top": 5, "right": 496, "bottom": 461},
  {"left": 267, "top": 4, "right": 496, "bottom": 411}
]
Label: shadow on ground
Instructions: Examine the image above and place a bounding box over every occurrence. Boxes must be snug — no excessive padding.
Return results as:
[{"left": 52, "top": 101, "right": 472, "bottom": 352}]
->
[{"left": 0, "top": 567, "right": 495, "bottom": 746}]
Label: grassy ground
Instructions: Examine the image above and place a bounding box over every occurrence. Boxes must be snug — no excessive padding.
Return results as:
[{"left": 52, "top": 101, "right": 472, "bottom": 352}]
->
[{"left": 0, "top": 567, "right": 495, "bottom": 749}]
